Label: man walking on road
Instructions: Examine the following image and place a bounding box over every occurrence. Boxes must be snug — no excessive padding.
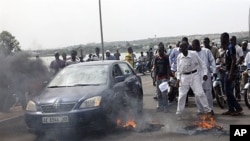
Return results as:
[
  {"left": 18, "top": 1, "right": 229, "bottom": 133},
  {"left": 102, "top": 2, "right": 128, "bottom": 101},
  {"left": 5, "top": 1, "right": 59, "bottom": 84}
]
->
[{"left": 176, "top": 41, "right": 211, "bottom": 120}]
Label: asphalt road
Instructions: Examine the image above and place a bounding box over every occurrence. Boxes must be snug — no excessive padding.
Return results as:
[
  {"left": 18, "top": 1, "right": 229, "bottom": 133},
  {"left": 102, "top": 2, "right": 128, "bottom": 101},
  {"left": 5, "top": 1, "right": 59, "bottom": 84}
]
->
[{"left": 0, "top": 73, "right": 250, "bottom": 141}]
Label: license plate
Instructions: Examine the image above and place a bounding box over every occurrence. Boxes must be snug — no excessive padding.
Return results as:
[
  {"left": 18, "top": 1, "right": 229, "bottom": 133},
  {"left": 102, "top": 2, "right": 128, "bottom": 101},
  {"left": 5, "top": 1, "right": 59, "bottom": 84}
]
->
[{"left": 42, "top": 116, "right": 69, "bottom": 123}]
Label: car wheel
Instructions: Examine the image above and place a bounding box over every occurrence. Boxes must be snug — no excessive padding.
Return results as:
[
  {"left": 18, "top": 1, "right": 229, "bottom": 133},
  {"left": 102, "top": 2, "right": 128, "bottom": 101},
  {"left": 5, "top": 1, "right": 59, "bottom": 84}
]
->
[
  {"left": 137, "top": 91, "right": 143, "bottom": 113},
  {"left": 33, "top": 130, "right": 45, "bottom": 137},
  {"left": 134, "top": 88, "right": 143, "bottom": 114}
]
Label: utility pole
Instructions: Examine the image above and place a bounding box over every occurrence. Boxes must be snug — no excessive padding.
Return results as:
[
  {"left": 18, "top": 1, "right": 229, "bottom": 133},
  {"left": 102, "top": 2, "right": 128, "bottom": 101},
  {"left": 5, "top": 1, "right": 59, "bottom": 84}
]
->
[{"left": 99, "top": 0, "right": 105, "bottom": 60}]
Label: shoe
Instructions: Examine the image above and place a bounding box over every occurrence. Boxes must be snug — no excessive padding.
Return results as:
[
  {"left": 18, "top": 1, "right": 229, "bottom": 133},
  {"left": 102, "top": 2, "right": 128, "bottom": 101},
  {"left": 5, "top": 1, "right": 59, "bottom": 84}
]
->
[
  {"left": 197, "top": 112, "right": 203, "bottom": 115},
  {"left": 231, "top": 109, "right": 243, "bottom": 116},
  {"left": 177, "top": 114, "right": 182, "bottom": 120},
  {"left": 221, "top": 111, "right": 233, "bottom": 115},
  {"left": 205, "top": 111, "right": 213, "bottom": 117},
  {"left": 163, "top": 107, "right": 168, "bottom": 113},
  {"left": 211, "top": 110, "right": 215, "bottom": 116},
  {"left": 156, "top": 107, "right": 163, "bottom": 112}
]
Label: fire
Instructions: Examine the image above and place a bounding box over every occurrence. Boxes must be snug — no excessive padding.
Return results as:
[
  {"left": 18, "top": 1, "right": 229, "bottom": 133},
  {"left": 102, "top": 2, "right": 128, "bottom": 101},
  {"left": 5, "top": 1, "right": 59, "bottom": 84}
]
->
[
  {"left": 123, "top": 120, "right": 136, "bottom": 128},
  {"left": 116, "top": 118, "right": 137, "bottom": 128},
  {"left": 195, "top": 115, "right": 222, "bottom": 130}
]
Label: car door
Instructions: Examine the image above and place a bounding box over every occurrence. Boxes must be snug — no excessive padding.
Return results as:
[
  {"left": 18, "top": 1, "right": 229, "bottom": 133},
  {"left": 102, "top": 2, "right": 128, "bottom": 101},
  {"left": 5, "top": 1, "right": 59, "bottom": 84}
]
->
[
  {"left": 118, "top": 62, "right": 142, "bottom": 98},
  {"left": 111, "top": 64, "right": 127, "bottom": 106}
]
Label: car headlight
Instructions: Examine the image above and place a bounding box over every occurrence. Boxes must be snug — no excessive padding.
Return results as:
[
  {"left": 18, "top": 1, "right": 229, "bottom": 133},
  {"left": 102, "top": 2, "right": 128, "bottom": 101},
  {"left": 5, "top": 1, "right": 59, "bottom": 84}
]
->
[
  {"left": 26, "top": 101, "right": 37, "bottom": 112},
  {"left": 248, "top": 70, "right": 250, "bottom": 76},
  {"left": 79, "top": 96, "right": 101, "bottom": 109}
]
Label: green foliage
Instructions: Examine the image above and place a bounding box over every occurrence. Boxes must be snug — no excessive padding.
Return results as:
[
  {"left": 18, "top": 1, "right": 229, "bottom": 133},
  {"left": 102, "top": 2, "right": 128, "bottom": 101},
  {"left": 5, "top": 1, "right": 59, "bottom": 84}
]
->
[{"left": 0, "top": 31, "right": 21, "bottom": 55}]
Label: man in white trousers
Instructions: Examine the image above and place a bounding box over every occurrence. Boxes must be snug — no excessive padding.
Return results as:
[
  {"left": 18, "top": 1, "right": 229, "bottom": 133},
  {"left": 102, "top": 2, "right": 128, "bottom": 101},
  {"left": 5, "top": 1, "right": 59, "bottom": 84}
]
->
[
  {"left": 176, "top": 41, "right": 212, "bottom": 120},
  {"left": 192, "top": 39, "right": 216, "bottom": 115}
]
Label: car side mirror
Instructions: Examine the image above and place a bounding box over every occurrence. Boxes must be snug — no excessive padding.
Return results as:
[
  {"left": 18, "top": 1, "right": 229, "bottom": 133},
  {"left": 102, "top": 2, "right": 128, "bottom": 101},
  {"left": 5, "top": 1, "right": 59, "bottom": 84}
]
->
[
  {"left": 115, "top": 76, "right": 125, "bottom": 83},
  {"left": 43, "top": 81, "right": 48, "bottom": 87}
]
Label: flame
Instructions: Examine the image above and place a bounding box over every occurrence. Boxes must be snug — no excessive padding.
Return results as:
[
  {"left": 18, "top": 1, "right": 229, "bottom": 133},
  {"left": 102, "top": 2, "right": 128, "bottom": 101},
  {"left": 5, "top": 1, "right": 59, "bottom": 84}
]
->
[
  {"left": 116, "top": 118, "right": 137, "bottom": 128},
  {"left": 195, "top": 115, "right": 222, "bottom": 129},
  {"left": 123, "top": 120, "right": 136, "bottom": 128}
]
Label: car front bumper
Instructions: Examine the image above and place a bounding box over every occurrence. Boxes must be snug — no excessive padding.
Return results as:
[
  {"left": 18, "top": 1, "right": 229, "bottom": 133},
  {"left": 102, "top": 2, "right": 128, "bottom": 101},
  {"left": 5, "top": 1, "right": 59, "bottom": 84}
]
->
[{"left": 25, "top": 107, "right": 108, "bottom": 132}]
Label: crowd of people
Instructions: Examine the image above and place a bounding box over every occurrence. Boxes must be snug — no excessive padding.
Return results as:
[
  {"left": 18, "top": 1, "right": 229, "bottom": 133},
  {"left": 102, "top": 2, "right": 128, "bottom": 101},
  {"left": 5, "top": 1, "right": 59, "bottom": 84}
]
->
[
  {"left": 48, "top": 32, "right": 249, "bottom": 120},
  {"left": 49, "top": 46, "right": 155, "bottom": 76},
  {"left": 152, "top": 32, "right": 249, "bottom": 120}
]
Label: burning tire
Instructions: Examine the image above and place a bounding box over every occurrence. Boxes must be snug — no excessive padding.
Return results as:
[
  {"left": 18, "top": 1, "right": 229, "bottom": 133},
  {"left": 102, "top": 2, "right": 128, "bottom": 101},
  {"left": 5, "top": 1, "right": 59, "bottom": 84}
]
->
[
  {"left": 214, "top": 86, "right": 226, "bottom": 109},
  {"left": 244, "top": 89, "right": 250, "bottom": 109}
]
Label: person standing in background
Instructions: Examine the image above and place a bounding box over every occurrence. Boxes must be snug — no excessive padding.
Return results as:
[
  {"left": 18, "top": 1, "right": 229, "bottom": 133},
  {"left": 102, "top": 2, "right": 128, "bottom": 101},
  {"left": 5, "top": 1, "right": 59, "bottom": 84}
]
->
[
  {"left": 114, "top": 49, "right": 121, "bottom": 60},
  {"left": 230, "top": 36, "right": 244, "bottom": 101},
  {"left": 105, "top": 50, "right": 116, "bottom": 60},
  {"left": 86, "top": 54, "right": 93, "bottom": 61},
  {"left": 169, "top": 41, "right": 180, "bottom": 72},
  {"left": 192, "top": 39, "right": 216, "bottom": 115},
  {"left": 231, "top": 36, "right": 244, "bottom": 65},
  {"left": 203, "top": 37, "right": 220, "bottom": 61},
  {"left": 167, "top": 45, "right": 172, "bottom": 55},
  {"left": 148, "top": 48, "right": 154, "bottom": 70},
  {"left": 221, "top": 32, "right": 243, "bottom": 116},
  {"left": 125, "top": 47, "right": 135, "bottom": 68},
  {"left": 241, "top": 40, "right": 249, "bottom": 59},
  {"left": 66, "top": 50, "right": 80, "bottom": 66},
  {"left": 61, "top": 52, "right": 67, "bottom": 66},
  {"left": 92, "top": 47, "right": 102, "bottom": 61},
  {"left": 49, "top": 52, "right": 65, "bottom": 76}
]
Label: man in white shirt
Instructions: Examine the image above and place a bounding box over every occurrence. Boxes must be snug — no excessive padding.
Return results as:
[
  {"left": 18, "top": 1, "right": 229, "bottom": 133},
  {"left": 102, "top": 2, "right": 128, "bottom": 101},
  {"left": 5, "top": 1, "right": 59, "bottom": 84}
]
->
[
  {"left": 92, "top": 47, "right": 102, "bottom": 61},
  {"left": 176, "top": 41, "right": 211, "bottom": 119},
  {"left": 192, "top": 39, "right": 216, "bottom": 115},
  {"left": 169, "top": 42, "right": 180, "bottom": 72},
  {"left": 231, "top": 36, "right": 244, "bottom": 65},
  {"left": 65, "top": 50, "right": 80, "bottom": 66},
  {"left": 241, "top": 51, "right": 250, "bottom": 89},
  {"left": 231, "top": 36, "right": 243, "bottom": 100}
]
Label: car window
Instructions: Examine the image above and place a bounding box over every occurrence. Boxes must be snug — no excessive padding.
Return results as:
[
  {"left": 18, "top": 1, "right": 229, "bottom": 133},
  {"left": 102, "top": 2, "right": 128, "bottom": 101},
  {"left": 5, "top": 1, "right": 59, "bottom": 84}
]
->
[
  {"left": 48, "top": 65, "right": 108, "bottom": 86},
  {"left": 118, "top": 63, "right": 134, "bottom": 76},
  {"left": 112, "top": 64, "right": 123, "bottom": 77}
]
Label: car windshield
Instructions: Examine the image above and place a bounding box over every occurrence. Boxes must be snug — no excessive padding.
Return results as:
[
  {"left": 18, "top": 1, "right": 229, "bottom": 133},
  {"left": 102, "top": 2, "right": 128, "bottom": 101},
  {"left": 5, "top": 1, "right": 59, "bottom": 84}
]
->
[{"left": 48, "top": 65, "right": 109, "bottom": 87}]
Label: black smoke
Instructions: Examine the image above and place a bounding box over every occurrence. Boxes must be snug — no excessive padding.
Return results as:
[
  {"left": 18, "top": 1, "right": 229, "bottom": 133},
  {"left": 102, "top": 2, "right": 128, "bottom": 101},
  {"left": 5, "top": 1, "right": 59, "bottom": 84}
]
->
[{"left": 0, "top": 51, "right": 50, "bottom": 112}]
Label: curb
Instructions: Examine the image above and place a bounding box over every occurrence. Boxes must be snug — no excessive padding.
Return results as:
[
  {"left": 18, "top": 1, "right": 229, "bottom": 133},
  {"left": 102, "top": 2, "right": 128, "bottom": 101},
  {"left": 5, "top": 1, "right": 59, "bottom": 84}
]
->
[{"left": 0, "top": 113, "right": 24, "bottom": 127}]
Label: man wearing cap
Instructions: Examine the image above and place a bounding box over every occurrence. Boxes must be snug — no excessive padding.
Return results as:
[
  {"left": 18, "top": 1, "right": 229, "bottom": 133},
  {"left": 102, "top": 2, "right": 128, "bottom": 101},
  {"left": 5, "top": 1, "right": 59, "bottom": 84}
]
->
[{"left": 105, "top": 50, "right": 116, "bottom": 60}]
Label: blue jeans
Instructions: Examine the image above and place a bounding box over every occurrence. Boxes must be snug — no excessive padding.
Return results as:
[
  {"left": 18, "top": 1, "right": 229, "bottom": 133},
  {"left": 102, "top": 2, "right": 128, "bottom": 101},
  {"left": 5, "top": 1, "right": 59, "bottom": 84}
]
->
[
  {"left": 157, "top": 79, "right": 168, "bottom": 110},
  {"left": 224, "top": 73, "right": 242, "bottom": 112}
]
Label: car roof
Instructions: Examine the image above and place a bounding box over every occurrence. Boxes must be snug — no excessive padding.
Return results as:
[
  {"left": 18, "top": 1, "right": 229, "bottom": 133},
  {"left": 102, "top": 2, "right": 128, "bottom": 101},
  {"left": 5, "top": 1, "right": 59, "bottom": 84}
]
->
[{"left": 66, "top": 60, "right": 128, "bottom": 68}]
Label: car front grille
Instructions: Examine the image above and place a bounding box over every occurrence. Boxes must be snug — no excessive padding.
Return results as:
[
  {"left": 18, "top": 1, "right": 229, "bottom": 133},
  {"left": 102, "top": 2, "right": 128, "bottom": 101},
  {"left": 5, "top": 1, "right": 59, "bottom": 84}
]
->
[{"left": 41, "top": 103, "right": 76, "bottom": 113}]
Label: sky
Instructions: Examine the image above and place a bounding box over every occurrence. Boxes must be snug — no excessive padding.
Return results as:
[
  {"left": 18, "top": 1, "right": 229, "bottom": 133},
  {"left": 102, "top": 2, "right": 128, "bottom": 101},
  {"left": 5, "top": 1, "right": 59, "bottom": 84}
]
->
[{"left": 0, "top": 0, "right": 250, "bottom": 50}]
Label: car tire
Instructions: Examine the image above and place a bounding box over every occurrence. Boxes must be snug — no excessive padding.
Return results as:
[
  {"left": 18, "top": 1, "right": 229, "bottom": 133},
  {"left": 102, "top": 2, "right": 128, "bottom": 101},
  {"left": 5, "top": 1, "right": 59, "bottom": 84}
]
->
[
  {"left": 33, "top": 130, "right": 45, "bottom": 137},
  {"left": 136, "top": 89, "right": 143, "bottom": 114}
]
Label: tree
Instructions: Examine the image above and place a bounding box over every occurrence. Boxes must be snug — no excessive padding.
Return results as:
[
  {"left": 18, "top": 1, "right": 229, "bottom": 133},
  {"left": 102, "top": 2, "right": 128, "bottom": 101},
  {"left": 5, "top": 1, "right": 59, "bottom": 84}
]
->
[{"left": 0, "top": 31, "right": 21, "bottom": 55}]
